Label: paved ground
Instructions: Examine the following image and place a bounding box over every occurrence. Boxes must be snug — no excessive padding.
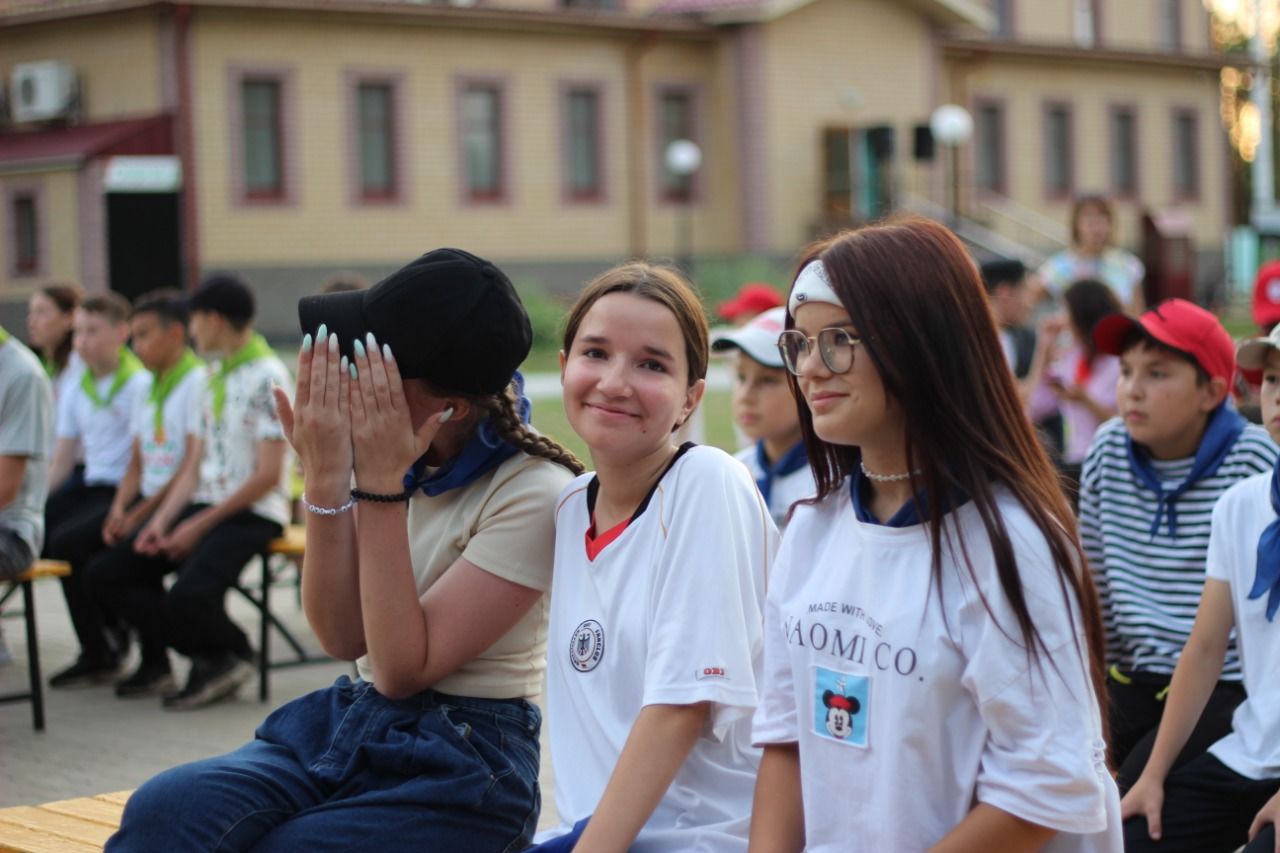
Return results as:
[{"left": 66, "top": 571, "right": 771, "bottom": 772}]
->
[{"left": 0, "top": 572, "right": 559, "bottom": 829}]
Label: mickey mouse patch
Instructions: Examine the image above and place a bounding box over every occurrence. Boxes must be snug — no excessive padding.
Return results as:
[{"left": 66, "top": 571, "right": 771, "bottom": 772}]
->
[{"left": 811, "top": 665, "right": 869, "bottom": 748}]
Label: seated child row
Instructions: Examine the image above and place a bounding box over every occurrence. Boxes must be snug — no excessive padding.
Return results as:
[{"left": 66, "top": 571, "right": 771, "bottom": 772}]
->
[{"left": 5, "top": 219, "right": 1277, "bottom": 851}]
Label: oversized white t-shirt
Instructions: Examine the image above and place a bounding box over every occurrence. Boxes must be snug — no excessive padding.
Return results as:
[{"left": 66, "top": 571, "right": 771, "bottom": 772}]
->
[
  {"left": 545, "top": 445, "right": 778, "bottom": 852},
  {"left": 753, "top": 484, "right": 1122, "bottom": 852},
  {"left": 193, "top": 355, "right": 293, "bottom": 526},
  {"left": 734, "top": 444, "right": 815, "bottom": 531},
  {"left": 130, "top": 365, "right": 206, "bottom": 498},
  {"left": 55, "top": 364, "right": 151, "bottom": 486},
  {"left": 1207, "top": 472, "right": 1280, "bottom": 781}
]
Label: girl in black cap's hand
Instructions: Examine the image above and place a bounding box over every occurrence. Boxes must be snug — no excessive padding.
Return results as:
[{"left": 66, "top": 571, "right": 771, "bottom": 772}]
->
[{"left": 273, "top": 324, "right": 353, "bottom": 511}]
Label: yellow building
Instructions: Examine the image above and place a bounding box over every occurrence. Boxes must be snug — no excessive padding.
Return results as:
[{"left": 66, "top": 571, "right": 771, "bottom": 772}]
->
[{"left": 0, "top": 0, "right": 1237, "bottom": 332}]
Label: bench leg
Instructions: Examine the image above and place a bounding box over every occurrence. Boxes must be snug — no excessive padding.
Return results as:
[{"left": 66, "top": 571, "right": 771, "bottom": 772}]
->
[
  {"left": 259, "top": 554, "right": 270, "bottom": 704},
  {"left": 22, "top": 580, "right": 45, "bottom": 732}
]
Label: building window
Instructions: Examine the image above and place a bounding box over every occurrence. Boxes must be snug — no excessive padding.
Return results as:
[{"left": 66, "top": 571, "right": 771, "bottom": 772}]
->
[
  {"left": 1044, "top": 103, "right": 1073, "bottom": 198},
  {"left": 1173, "top": 109, "right": 1199, "bottom": 200},
  {"left": 974, "top": 101, "right": 1006, "bottom": 194},
  {"left": 658, "top": 87, "right": 696, "bottom": 202},
  {"left": 461, "top": 82, "right": 504, "bottom": 202},
  {"left": 1073, "top": 0, "right": 1100, "bottom": 47},
  {"left": 564, "top": 86, "right": 603, "bottom": 201},
  {"left": 13, "top": 193, "right": 38, "bottom": 275},
  {"left": 242, "top": 78, "right": 284, "bottom": 199},
  {"left": 991, "top": 0, "right": 1014, "bottom": 38},
  {"left": 1159, "top": 0, "right": 1182, "bottom": 51},
  {"left": 822, "top": 128, "right": 853, "bottom": 218},
  {"left": 1110, "top": 107, "right": 1138, "bottom": 198},
  {"left": 560, "top": 0, "right": 620, "bottom": 8},
  {"left": 358, "top": 82, "right": 396, "bottom": 200}
]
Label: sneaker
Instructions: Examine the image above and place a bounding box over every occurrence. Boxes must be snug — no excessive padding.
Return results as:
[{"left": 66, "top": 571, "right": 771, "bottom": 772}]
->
[
  {"left": 162, "top": 655, "right": 254, "bottom": 710},
  {"left": 114, "top": 663, "right": 175, "bottom": 698},
  {"left": 49, "top": 655, "right": 121, "bottom": 688}
]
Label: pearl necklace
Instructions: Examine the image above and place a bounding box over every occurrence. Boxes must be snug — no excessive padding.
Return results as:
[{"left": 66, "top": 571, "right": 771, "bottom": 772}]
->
[{"left": 859, "top": 461, "right": 920, "bottom": 483}]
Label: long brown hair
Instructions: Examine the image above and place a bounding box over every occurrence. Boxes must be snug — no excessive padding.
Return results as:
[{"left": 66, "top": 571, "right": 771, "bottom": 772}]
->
[
  {"left": 562, "top": 262, "right": 709, "bottom": 387},
  {"left": 34, "top": 283, "right": 82, "bottom": 374},
  {"left": 792, "top": 218, "right": 1108, "bottom": 724}
]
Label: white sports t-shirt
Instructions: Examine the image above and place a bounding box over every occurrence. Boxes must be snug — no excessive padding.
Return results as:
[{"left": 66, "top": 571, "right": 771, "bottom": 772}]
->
[
  {"left": 55, "top": 365, "right": 151, "bottom": 486},
  {"left": 130, "top": 365, "right": 206, "bottom": 498},
  {"left": 1207, "top": 473, "right": 1280, "bottom": 781},
  {"left": 753, "top": 484, "right": 1122, "bottom": 852},
  {"left": 545, "top": 445, "right": 777, "bottom": 852},
  {"left": 733, "top": 444, "right": 815, "bottom": 531}
]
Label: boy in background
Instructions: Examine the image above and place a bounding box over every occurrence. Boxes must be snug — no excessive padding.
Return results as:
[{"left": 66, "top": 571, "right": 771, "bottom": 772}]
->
[
  {"left": 1080, "top": 299, "right": 1278, "bottom": 791},
  {"left": 87, "top": 290, "right": 206, "bottom": 697},
  {"left": 45, "top": 293, "right": 150, "bottom": 687},
  {"left": 712, "top": 307, "right": 813, "bottom": 530},
  {"left": 94, "top": 275, "right": 292, "bottom": 710}
]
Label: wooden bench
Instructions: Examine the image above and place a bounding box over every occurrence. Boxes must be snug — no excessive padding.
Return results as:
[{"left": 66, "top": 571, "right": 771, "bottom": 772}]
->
[
  {"left": 234, "top": 524, "right": 330, "bottom": 702},
  {"left": 0, "top": 790, "right": 130, "bottom": 851},
  {"left": 0, "top": 560, "right": 72, "bottom": 731}
]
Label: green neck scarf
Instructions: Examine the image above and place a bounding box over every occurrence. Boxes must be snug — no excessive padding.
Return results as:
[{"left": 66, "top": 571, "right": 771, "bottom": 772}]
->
[
  {"left": 149, "top": 348, "right": 203, "bottom": 440},
  {"left": 42, "top": 356, "right": 57, "bottom": 379},
  {"left": 80, "top": 347, "right": 144, "bottom": 408},
  {"left": 0, "top": 326, "right": 9, "bottom": 346},
  {"left": 211, "top": 334, "right": 273, "bottom": 421}
]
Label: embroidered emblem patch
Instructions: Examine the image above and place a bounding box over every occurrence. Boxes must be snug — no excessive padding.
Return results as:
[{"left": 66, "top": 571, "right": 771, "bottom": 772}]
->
[
  {"left": 570, "top": 620, "right": 605, "bottom": 672},
  {"left": 812, "top": 665, "right": 869, "bottom": 748}
]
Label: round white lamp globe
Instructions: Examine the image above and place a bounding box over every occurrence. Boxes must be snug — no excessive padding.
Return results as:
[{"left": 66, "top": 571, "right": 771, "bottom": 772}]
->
[
  {"left": 664, "top": 139, "right": 703, "bottom": 177},
  {"left": 929, "top": 104, "right": 974, "bottom": 146}
]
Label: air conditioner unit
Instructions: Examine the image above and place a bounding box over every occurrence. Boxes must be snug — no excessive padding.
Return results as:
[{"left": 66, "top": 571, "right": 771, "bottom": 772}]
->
[{"left": 11, "top": 61, "right": 78, "bottom": 123}]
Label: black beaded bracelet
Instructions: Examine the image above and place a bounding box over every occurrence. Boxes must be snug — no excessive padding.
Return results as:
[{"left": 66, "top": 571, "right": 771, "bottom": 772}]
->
[{"left": 350, "top": 487, "right": 413, "bottom": 504}]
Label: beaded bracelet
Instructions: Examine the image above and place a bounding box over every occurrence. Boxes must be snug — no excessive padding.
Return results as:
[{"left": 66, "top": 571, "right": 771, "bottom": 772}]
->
[
  {"left": 301, "top": 493, "right": 356, "bottom": 516},
  {"left": 350, "top": 487, "right": 413, "bottom": 504}
]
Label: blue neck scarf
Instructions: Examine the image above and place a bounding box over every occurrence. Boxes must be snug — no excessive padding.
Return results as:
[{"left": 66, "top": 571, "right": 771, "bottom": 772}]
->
[
  {"left": 403, "top": 372, "right": 531, "bottom": 498},
  {"left": 754, "top": 440, "right": 809, "bottom": 506},
  {"left": 1248, "top": 460, "right": 1280, "bottom": 622},
  {"left": 1125, "top": 403, "right": 1246, "bottom": 539}
]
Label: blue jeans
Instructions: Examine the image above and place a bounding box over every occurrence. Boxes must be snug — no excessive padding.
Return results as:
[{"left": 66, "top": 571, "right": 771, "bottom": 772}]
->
[{"left": 108, "top": 677, "right": 542, "bottom": 852}]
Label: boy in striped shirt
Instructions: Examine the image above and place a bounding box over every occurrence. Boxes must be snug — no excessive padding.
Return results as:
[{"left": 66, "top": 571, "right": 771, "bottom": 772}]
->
[{"left": 1079, "top": 299, "right": 1278, "bottom": 793}]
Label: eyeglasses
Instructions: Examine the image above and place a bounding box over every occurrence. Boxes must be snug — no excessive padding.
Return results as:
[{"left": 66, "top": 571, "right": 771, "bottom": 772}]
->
[{"left": 777, "top": 328, "right": 862, "bottom": 376}]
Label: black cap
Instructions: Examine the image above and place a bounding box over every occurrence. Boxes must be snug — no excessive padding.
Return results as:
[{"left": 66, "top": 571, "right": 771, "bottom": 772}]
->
[
  {"left": 190, "top": 274, "right": 255, "bottom": 322},
  {"left": 297, "top": 248, "right": 531, "bottom": 396}
]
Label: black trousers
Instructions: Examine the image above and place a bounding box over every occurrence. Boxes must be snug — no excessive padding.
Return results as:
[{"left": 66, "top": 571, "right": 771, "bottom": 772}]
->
[
  {"left": 45, "top": 483, "right": 117, "bottom": 662},
  {"left": 1123, "top": 752, "right": 1280, "bottom": 853},
  {"left": 1109, "top": 670, "right": 1246, "bottom": 793},
  {"left": 85, "top": 505, "right": 281, "bottom": 664}
]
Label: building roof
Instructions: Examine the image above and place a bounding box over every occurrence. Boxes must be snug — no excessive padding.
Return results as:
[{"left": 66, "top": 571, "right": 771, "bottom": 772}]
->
[
  {"left": 652, "top": 0, "right": 992, "bottom": 28},
  {"left": 0, "top": 114, "right": 172, "bottom": 172},
  {"left": 942, "top": 35, "right": 1249, "bottom": 71}
]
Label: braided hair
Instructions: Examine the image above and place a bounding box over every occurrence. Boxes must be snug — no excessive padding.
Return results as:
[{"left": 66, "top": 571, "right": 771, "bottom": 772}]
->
[{"left": 480, "top": 380, "right": 585, "bottom": 476}]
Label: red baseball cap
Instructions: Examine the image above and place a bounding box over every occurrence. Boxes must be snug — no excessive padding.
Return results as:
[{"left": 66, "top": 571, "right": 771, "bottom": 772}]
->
[
  {"left": 717, "top": 282, "right": 783, "bottom": 321},
  {"left": 1093, "top": 298, "right": 1235, "bottom": 383},
  {"left": 1254, "top": 260, "right": 1280, "bottom": 329}
]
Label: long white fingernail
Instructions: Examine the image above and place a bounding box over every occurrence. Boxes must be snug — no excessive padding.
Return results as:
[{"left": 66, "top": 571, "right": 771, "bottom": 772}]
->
[
  {"left": 328, "top": 332, "right": 339, "bottom": 352},
  {"left": 349, "top": 363, "right": 357, "bottom": 380},
  {"left": 382, "top": 343, "right": 392, "bottom": 361},
  {"left": 340, "top": 355, "right": 348, "bottom": 374},
  {"left": 439, "top": 406, "right": 454, "bottom": 423}
]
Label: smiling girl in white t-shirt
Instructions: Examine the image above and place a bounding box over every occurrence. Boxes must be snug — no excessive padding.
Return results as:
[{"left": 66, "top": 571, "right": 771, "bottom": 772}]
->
[
  {"left": 749, "top": 218, "right": 1122, "bottom": 852},
  {"left": 534, "top": 263, "right": 777, "bottom": 852}
]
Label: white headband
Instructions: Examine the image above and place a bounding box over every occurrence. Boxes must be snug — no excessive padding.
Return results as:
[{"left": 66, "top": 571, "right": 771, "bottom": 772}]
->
[{"left": 788, "top": 260, "right": 841, "bottom": 315}]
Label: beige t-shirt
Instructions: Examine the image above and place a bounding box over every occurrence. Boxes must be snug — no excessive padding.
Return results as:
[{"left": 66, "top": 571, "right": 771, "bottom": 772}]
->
[{"left": 356, "top": 450, "right": 573, "bottom": 699}]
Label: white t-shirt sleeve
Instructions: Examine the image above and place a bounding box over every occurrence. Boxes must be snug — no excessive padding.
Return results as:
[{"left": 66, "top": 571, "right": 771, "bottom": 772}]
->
[
  {"left": 962, "top": 517, "right": 1110, "bottom": 834},
  {"left": 1204, "top": 483, "right": 1241, "bottom": 586},
  {"left": 55, "top": 382, "right": 81, "bottom": 440},
  {"left": 752, "top": 544, "right": 799, "bottom": 746},
  {"left": 642, "top": 451, "right": 776, "bottom": 740},
  {"left": 176, "top": 368, "right": 208, "bottom": 441},
  {"left": 187, "top": 370, "right": 209, "bottom": 437}
]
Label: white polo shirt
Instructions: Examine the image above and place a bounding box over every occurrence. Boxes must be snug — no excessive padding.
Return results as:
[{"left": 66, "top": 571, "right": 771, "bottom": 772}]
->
[
  {"left": 544, "top": 445, "right": 777, "bottom": 852},
  {"left": 55, "top": 363, "right": 151, "bottom": 486},
  {"left": 1207, "top": 472, "right": 1280, "bottom": 781},
  {"left": 753, "top": 484, "right": 1122, "bottom": 852},
  {"left": 130, "top": 365, "right": 207, "bottom": 499}
]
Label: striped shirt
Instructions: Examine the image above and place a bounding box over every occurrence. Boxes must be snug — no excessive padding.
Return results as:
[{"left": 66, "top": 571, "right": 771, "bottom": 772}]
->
[{"left": 1079, "top": 417, "right": 1278, "bottom": 680}]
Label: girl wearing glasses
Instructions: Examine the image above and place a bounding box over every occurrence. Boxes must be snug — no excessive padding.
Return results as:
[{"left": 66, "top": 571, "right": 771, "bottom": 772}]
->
[
  {"left": 749, "top": 219, "right": 1122, "bottom": 852},
  {"left": 532, "top": 263, "right": 776, "bottom": 851}
]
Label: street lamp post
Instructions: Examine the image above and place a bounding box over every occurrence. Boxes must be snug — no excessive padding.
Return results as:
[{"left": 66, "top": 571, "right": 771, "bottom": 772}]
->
[
  {"left": 929, "top": 104, "right": 973, "bottom": 227},
  {"left": 664, "top": 139, "right": 702, "bottom": 276}
]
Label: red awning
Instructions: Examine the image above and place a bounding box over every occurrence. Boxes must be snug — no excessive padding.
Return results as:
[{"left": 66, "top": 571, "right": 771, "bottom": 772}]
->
[{"left": 0, "top": 114, "right": 173, "bottom": 172}]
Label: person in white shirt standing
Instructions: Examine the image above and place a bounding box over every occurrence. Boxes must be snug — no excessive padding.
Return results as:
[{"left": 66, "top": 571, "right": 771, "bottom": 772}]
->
[
  {"left": 1121, "top": 324, "right": 1280, "bottom": 853},
  {"left": 44, "top": 292, "right": 151, "bottom": 688},
  {"left": 749, "top": 218, "right": 1121, "bottom": 852},
  {"left": 103, "top": 275, "right": 292, "bottom": 710},
  {"left": 85, "top": 290, "right": 206, "bottom": 698},
  {"left": 532, "top": 263, "right": 777, "bottom": 852}
]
